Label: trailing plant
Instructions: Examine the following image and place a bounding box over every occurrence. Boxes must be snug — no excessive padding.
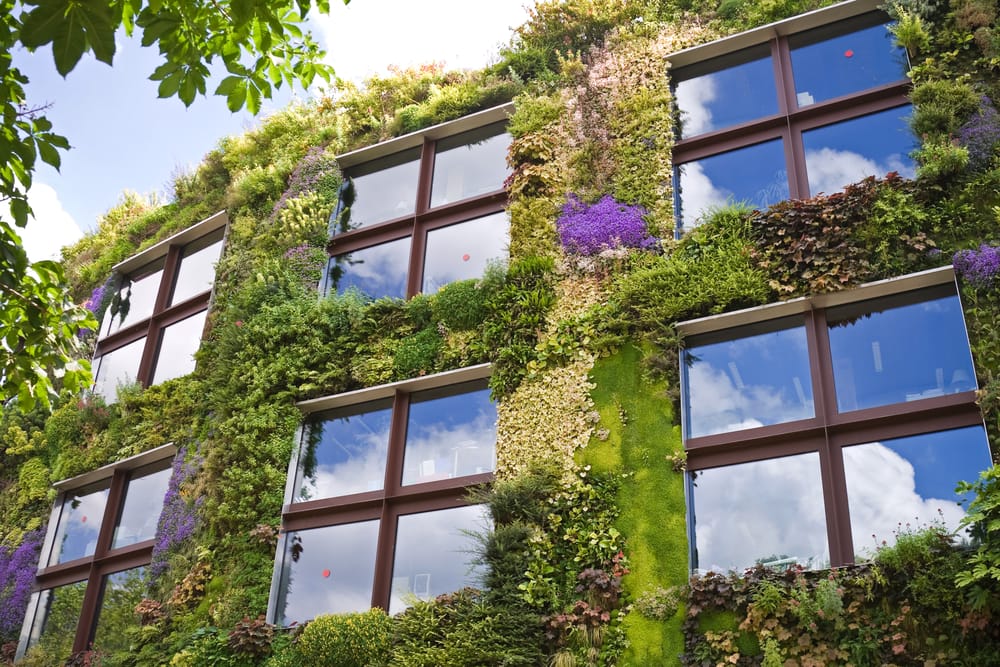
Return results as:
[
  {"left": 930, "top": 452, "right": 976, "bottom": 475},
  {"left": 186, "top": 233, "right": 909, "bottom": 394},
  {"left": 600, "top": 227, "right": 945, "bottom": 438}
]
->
[
  {"left": 557, "top": 194, "right": 656, "bottom": 257},
  {"left": 0, "top": 528, "right": 44, "bottom": 641}
]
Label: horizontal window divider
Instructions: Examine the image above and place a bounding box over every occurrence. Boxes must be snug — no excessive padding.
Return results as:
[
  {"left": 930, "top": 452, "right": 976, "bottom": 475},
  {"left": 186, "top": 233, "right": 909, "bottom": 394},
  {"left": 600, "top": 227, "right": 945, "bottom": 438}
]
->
[
  {"left": 94, "top": 321, "right": 151, "bottom": 354},
  {"left": 149, "top": 296, "right": 211, "bottom": 328},
  {"left": 685, "top": 418, "right": 826, "bottom": 451},
  {"left": 392, "top": 473, "right": 493, "bottom": 500},
  {"left": 33, "top": 562, "right": 91, "bottom": 590},
  {"left": 35, "top": 542, "right": 153, "bottom": 590},
  {"left": 283, "top": 502, "right": 384, "bottom": 532},
  {"left": 285, "top": 490, "right": 386, "bottom": 518},
  {"left": 687, "top": 430, "right": 828, "bottom": 470},
  {"left": 790, "top": 85, "right": 910, "bottom": 130},
  {"left": 414, "top": 192, "right": 507, "bottom": 228},
  {"left": 673, "top": 116, "right": 789, "bottom": 161},
  {"left": 327, "top": 216, "right": 415, "bottom": 251},
  {"left": 826, "top": 396, "right": 984, "bottom": 444}
]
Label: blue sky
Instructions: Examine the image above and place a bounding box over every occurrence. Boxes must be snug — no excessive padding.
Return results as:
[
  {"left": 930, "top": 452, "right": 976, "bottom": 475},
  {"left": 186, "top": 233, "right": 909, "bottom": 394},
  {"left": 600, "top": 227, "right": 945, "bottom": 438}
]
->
[{"left": 15, "top": 0, "right": 532, "bottom": 261}]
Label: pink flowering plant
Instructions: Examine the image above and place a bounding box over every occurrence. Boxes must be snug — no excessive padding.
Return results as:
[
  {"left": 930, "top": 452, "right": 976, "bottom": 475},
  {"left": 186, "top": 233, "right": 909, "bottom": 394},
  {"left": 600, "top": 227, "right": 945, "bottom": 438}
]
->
[{"left": 556, "top": 194, "right": 657, "bottom": 257}]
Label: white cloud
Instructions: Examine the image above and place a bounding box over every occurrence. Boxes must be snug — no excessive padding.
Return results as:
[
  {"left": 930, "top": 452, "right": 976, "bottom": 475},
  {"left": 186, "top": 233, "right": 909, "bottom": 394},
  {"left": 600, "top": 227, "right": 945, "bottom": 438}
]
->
[
  {"left": 5, "top": 182, "right": 84, "bottom": 262},
  {"left": 675, "top": 74, "right": 718, "bottom": 137},
  {"left": 311, "top": 0, "right": 532, "bottom": 83},
  {"left": 805, "top": 147, "right": 915, "bottom": 196},
  {"left": 678, "top": 161, "right": 731, "bottom": 227}
]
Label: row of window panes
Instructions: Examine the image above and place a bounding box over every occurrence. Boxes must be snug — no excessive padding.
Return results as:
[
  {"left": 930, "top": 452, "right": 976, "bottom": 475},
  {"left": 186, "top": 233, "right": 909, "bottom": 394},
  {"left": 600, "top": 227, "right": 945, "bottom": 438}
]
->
[
  {"left": 346, "top": 122, "right": 511, "bottom": 230},
  {"left": 682, "top": 286, "right": 992, "bottom": 572},
  {"left": 674, "top": 15, "right": 908, "bottom": 140},
  {"left": 274, "top": 504, "right": 487, "bottom": 624},
  {"left": 675, "top": 103, "right": 914, "bottom": 228}
]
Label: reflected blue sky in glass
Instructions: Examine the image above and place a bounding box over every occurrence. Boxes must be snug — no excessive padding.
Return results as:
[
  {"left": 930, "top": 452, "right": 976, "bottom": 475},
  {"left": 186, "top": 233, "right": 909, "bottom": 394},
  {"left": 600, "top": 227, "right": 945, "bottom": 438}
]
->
[
  {"left": 676, "top": 139, "right": 787, "bottom": 229},
  {"left": 690, "top": 453, "right": 829, "bottom": 573},
  {"left": 803, "top": 105, "right": 914, "bottom": 196},
  {"left": 389, "top": 505, "right": 488, "bottom": 614},
  {"left": 683, "top": 319, "right": 813, "bottom": 438},
  {"left": 675, "top": 51, "right": 778, "bottom": 139},
  {"left": 431, "top": 126, "right": 511, "bottom": 207},
  {"left": 113, "top": 467, "right": 170, "bottom": 548},
  {"left": 51, "top": 486, "right": 109, "bottom": 565},
  {"left": 422, "top": 213, "right": 508, "bottom": 293},
  {"left": 276, "top": 520, "right": 379, "bottom": 624},
  {"left": 328, "top": 237, "right": 410, "bottom": 300},
  {"left": 845, "top": 426, "right": 991, "bottom": 556},
  {"left": 791, "top": 21, "right": 907, "bottom": 107},
  {"left": 402, "top": 385, "right": 496, "bottom": 486},
  {"left": 827, "top": 291, "right": 976, "bottom": 412},
  {"left": 297, "top": 400, "right": 393, "bottom": 501},
  {"left": 348, "top": 151, "right": 421, "bottom": 229}
]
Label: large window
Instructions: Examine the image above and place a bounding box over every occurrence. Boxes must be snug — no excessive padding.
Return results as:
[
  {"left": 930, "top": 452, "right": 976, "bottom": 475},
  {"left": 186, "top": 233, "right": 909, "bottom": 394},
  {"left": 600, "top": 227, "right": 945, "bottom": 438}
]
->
[
  {"left": 268, "top": 365, "right": 495, "bottom": 625},
  {"left": 92, "top": 211, "right": 227, "bottom": 401},
  {"left": 17, "top": 445, "right": 175, "bottom": 661},
  {"left": 679, "top": 269, "right": 991, "bottom": 573},
  {"left": 325, "top": 107, "right": 512, "bottom": 300},
  {"left": 671, "top": 10, "right": 914, "bottom": 231}
]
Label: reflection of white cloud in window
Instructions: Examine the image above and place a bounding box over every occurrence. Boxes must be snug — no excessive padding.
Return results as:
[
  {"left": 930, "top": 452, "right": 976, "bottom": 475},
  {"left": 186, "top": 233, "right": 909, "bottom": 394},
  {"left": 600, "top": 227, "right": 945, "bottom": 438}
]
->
[
  {"left": 675, "top": 74, "right": 717, "bottom": 137},
  {"left": 844, "top": 442, "right": 968, "bottom": 556},
  {"left": 679, "top": 161, "right": 731, "bottom": 227},
  {"left": 754, "top": 168, "right": 790, "bottom": 209},
  {"left": 423, "top": 214, "right": 509, "bottom": 293},
  {"left": 805, "top": 147, "right": 915, "bottom": 196},
  {"left": 687, "top": 362, "right": 812, "bottom": 437},
  {"left": 693, "top": 453, "right": 828, "bottom": 573},
  {"left": 302, "top": 423, "right": 390, "bottom": 499},
  {"left": 54, "top": 491, "right": 107, "bottom": 562},
  {"left": 403, "top": 412, "right": 497, "bottom": 483},
  {"left": 343, "top": 242, "right": 409, "bottom": 289},
  {"left": 389, "top": 505, "right": 488, "bottom": 615}
]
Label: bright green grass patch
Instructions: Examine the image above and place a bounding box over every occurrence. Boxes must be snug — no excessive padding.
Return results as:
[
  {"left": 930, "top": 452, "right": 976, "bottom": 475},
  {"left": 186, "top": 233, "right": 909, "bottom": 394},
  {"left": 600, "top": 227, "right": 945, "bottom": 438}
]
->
[{"left": 581, "top": 344, "right": 688, "bottom": 665}]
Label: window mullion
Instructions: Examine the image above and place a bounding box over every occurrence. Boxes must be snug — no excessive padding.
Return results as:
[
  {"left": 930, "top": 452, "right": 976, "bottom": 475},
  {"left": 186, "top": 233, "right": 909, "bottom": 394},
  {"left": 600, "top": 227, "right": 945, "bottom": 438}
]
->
[{"left": 372, "top": 391, "right": 410, "bottom": 609}]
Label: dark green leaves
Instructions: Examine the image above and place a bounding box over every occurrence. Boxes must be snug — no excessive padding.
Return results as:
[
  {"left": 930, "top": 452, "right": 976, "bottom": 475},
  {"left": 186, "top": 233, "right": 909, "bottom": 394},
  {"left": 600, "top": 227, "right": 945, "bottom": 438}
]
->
[{"left": 21, "top": 0, "right": 117, "bottom": 75}]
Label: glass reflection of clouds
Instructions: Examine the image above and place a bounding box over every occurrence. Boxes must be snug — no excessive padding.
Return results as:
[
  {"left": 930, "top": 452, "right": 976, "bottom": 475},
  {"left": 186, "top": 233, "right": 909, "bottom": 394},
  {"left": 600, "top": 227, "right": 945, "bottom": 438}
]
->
[
  {"left": 93, "top": 337, "right": 145, "bottom": 402},
  {"left": 298, "top": 401, "right": 393, "bottom": 501},
  {"left": 676, "top": 139, "right": 787, "bottom": 229},
  {"left": 827, "top": 291, "right": 976, "bottom": 412},
  {"left": 422, "top": 213, "right": 509, "bottom": 294},
  {"left": 151, "top": 310, "right": 208, "bottom": 385},
  {"left": 50, "top": 486, "right": 109, "bottom": 565},
  {"left": 389, "top": 505, "right": 488, "bottom": 615},
  {"left": 690, "top": 453, "right": 829, "bottom": 573},
  {"left": 170, "top": 238, "right": 223, "bottom": 306},
  {"left": 402, "top": 385, "right": 496, "bottom": 486},
  {"left": 683, "top": 320, "right": 813, "bottom": 438},
  {"left": 430, "top": 127, "right": 511, "bottom": 207},
  {"left": 348, "top": 151, "right": 421, "bottom": 229},
  {"left": 675, "top": 49, "right": 777, "bottom": 139},
  {"left": 276, "top": 520, "right": 379, "bottom": 625},
  {"left": 329, "top": 237, "right": 411, "bottom": 300},
  {"left": 113, "top": 468, "right": 171, "bottom": 548},
  {"left": 844, "top": 426, "right": 991, "bottom": 557},
  {"left": 803, "top": 105, "right": 914, "bottom": 196},
  {"left": 790, "top": 21, "right": 908, "bottom": 107}
]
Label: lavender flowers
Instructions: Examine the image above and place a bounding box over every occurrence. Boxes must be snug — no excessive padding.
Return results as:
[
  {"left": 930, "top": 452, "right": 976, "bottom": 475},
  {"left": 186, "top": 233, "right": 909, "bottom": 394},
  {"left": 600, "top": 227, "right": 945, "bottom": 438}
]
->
[
  {"left": 556, "top": 194, "right": 656, "bottom": 256},
  {"left": 953, "top": 244, "right": 1000, "bottom": 288},
  {"left": 0, "top": 529, "right": 44, "bottom": 640},
  {"left": 150, "top": 448, "right": 203, "bottom": 580},
  {"left": 956, "top": 96, "right": 1000, "bottom": 173}
]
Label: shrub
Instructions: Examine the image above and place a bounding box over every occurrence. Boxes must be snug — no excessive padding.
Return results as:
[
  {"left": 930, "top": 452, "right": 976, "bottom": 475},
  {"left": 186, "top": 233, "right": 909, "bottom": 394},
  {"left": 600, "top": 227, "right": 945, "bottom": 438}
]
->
[
  {"left": 393, "top": 327, "right": 443, "bottom": 378},
  {"left": 431, "top": 279, "right": 490, "bottom": 331},
  {"left": 296, "top": 609, "right": 391, "bottom": 667},
  {"left": 910, "top": 80, "right": 980, "bottom": 138},
  {"left": 556, "top": 194, "right": 656, "bottom": 256}
]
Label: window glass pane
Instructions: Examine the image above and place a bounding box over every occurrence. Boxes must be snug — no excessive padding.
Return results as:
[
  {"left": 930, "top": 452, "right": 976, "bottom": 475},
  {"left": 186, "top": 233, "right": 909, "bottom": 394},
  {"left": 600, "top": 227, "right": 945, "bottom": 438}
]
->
[
  {"left": 676, "top": 139, "right": 787, "bottom": 229},
  {"left": 402, "top": 382, "right": 496, "bottom": 486},
  {"left": 675, "top": 45, "right": 778, "bottom": 139},
  {"left": 690, "top": 453, "right": 829, "bottom": 573},
  {"left": 430, "top": 123, "right": 511, "bottom": 207},
  {"left": 802, "top": 105, "right": 915, "bottom": 196},
  {"left": 844, "top": 426, "right": 991, "bottom": 557},
  {"left": 422, "top": 213, "right": 508, "bottom": 293},
  {"left": 683, "top": 318, "right": 813, "bottom": 438},
  {"left": 26, "top": 580, "right": 87, "bottom": 660},
  {"left": 102, "top": 262, "right": 164, "bottom": 336},
  {"left": 296, "top": 400, "right": 393, "bottom": 501},
  {"left": 346, "top": 148, "right": 421, "bottom": 229},
  {"left": 389, "top": 505, "right": 488, "bottom": 614},
  {"left": 50, "top": 484, "right": 109, "bottom": 565},
  {"left": 827, "top": 288, "right": 976, "bottom": 412},
  {"left": 150, "top": 310, "right": 208, "bottom": 385},
  {"left": 93, "top": 337, "right": 145, "bottom": 402},
  {"left": 170, "top": 236, "right": 223, "bottom": 306},
  {"left": 328, "top": 237, "right": 410, "bottom": 300},
  {"left": 790, "top": 18, "right": 908, "bottom": 107},
  {"left": 112, "top": 467, "right": 171, "bottom": 549},
  {"left": 91, "top": 567, "right": 147, "bottom": 654},
  {"left": 274, "top": 521, "right": 379, "bottom": 625}
]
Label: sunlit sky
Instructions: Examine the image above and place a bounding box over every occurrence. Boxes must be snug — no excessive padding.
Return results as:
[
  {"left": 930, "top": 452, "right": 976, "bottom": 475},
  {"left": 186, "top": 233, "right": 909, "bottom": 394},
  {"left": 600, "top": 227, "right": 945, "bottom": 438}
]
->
[{"left": 15, "top": 0, "right": 533, "bottom": 261}]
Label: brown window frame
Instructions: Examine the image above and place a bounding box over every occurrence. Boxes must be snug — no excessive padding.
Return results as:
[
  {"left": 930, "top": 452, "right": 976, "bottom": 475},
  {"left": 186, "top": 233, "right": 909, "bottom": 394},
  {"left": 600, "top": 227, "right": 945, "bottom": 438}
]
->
[
  {"left": 18, "top": 444, "right": 177, "bottom": 658},
  {"left": 678, "top": 268, "right": 985, "bottom": 567},
  {"left": 670, "top": 9, "right": 911, "bottom": 234},
  {"left": 326, "top": 107, "right": 512, "bottom": 299},
  {"left": 269, "top": 364, "right": 494, "bottom": 620},
  {"left": 92, "top": 211, "right": 229, "bottom": 396}
]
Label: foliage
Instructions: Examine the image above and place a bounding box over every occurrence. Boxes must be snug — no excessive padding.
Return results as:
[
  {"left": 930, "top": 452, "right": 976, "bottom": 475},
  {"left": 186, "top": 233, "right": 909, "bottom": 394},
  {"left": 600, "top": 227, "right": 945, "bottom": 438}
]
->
[
  {"left": 915, "top": 135, "right": 970, "bottom": 182},
  {"left": 227, "top": 615, "right": 274, "bottom": 659},
  {"left": 956, "top": 465, "right": 1000, "bottom": 613},
  {"left": 557, "top": 195, "right": 656, "bottom": 256},
  {"left": 295, "top": 609, "right": 390, "bottom": 667},
  {"left": 910, "top": 79, "right": 981, "bottom": 138}
]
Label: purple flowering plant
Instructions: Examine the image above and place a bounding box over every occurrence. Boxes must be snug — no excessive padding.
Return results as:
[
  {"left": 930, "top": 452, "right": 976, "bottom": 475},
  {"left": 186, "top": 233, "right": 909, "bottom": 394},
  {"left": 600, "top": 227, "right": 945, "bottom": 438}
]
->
[
  {"left": 956, "top": 96, "right": 1000, "bottom": 172},
  {"left": 556, "top": 194, "right": 656, "bottom": 256},
  {"left": 271, "top": 146, "right": 341, "bottom": 219},
  {"left": 953, "top": 244, "right": 1000, "bottom": 288},
  {"left": 0, "top": 528, "right": 45, "bottom": 641},
  {"left": 150, "top": 447, "right": 203, "bottom": 580}
]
